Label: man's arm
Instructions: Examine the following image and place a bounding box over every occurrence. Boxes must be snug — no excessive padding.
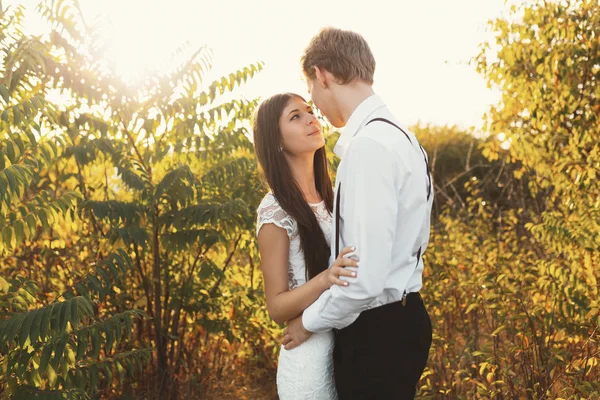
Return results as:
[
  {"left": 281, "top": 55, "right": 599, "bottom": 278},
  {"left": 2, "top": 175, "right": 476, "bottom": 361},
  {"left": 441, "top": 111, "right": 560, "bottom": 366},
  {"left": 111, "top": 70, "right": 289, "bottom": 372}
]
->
[{"left": 302, "top": 136, "right": 405, "bottom": 333}]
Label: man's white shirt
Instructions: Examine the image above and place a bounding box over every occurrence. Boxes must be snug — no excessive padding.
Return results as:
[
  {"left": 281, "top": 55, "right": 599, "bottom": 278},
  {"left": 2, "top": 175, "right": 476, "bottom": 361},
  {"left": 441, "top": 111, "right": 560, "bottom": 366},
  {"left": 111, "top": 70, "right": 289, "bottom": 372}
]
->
[{"left": 302, "top": 94, "right": 434, "bottom": 333}]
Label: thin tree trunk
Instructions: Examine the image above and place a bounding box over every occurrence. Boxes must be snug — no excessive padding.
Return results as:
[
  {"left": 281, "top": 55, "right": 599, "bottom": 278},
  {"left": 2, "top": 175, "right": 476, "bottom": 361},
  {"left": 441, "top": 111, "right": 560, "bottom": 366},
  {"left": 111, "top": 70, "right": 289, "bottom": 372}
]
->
[
  {"left": 163, "top": 258, "right": 171, "bottom": 340},
  {"left": 209, "top": 234, "right": 243, "bottom": 297},
  {"left": 134, "top": 245, "right": 154, "bottom": 318},
  {"left": 152, "top": 206, "right": 168, "bottom": 399},
  {"left": 249, "top": 254, "right": 255, "bottom": 290}
]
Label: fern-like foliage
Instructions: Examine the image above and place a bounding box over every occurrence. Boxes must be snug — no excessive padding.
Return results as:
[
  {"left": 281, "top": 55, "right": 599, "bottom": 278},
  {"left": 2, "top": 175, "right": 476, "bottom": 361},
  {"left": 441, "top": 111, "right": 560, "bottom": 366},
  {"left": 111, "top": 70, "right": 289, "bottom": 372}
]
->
[{"left": 0, "top": 251, "right": 151, "bottom": 398}]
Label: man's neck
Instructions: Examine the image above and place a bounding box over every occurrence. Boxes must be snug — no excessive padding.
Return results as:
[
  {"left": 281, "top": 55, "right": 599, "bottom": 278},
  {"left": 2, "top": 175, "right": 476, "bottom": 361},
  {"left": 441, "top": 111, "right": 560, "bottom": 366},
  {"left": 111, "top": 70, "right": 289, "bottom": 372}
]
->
[{"left": 336, "top": 82, "right": 375, "bottom": 126}]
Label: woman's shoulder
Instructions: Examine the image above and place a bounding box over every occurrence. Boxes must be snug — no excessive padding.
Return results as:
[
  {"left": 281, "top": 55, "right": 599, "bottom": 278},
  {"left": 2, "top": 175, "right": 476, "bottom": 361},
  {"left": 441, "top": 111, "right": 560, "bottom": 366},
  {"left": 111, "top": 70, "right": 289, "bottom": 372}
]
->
[
  {"left": 257, "top": 192, "right": 289, "bottom": 220},
  {"left": 256, "top": 192, "right": 296, "bottom": 239},
  {"left": 258, "top": 191, "right": 278, "bottom": 210}
]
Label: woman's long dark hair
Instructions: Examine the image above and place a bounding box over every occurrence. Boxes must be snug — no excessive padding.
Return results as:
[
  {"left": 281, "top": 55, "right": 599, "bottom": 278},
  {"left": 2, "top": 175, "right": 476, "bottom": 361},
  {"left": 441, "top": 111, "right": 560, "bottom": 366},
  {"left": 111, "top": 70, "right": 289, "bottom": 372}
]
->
[{"left": 253, "top": 93, "right": 334, "bottom": 280}]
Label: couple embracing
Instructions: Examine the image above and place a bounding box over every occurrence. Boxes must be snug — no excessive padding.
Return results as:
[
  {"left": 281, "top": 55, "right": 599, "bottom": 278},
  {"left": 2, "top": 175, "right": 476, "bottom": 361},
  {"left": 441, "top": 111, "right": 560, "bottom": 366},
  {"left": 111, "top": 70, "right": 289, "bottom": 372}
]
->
[{"left": 253, "top": 27, "right": 433, "bottom": 400}]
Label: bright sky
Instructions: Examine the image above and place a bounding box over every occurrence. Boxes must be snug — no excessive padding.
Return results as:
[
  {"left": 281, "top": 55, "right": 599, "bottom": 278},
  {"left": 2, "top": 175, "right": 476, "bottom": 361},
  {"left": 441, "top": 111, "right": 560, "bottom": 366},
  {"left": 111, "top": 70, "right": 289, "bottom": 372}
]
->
[{"left": 12, "top": 0, "right": 511, "bottom": 130}]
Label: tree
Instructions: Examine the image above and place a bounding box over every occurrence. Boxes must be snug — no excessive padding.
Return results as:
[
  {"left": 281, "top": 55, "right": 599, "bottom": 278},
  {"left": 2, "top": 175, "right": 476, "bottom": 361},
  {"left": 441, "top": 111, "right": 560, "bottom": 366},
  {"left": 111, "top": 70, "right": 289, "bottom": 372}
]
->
[
  {"left": 476, "top": 0, "right": 600, "bottom": 254},
  {"left": 419, "top": 0, "right": 600, "bottom": 397},
  {"left": 1, "top": 2, "right": 150, "bottom": 399},
  {"left": 1, "top": 0, "right": 268, "bottom": 398}
]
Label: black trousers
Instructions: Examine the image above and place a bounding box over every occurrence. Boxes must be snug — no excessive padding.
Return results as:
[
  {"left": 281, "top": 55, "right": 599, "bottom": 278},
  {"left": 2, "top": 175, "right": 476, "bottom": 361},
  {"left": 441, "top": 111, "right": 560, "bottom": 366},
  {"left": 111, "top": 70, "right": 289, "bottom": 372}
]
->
[{"left": 333, "top": 292, "right": 432, "bottom": 400}]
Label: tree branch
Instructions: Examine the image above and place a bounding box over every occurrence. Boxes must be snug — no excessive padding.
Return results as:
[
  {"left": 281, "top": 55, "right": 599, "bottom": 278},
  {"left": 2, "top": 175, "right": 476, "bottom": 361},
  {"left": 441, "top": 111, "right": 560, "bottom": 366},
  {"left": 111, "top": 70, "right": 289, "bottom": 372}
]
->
[{"left": 208, "top": 234, "right": 243, "bottom": 297}]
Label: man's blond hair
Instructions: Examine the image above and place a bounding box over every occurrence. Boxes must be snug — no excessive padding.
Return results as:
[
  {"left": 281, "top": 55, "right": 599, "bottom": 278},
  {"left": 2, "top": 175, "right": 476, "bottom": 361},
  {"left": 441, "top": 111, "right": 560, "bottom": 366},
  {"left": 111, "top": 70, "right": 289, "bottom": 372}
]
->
[{"left": 301, "top": 27, "right": 375, "bottom": 85}]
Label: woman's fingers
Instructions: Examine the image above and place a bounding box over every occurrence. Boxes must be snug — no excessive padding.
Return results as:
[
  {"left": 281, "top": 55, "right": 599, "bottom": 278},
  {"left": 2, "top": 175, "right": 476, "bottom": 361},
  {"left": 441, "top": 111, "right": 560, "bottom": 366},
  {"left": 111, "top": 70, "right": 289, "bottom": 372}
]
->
[
  {"left": 330, "top": 266, "right": 355, "bottom": 287},
  {"left": 336, "top": 257, "right": 359, "bottom": 269},
  {"left": 338, "top": 245, "right": 356, "bottom": 259},
  {"left": 284, "top": 340, "right": 298, "bottom": 351},
  {"left": 281, "top": 334, "right": 292, "bottom": 346},
  {"left": 335, "top": 266, "right": 357, "bottom": 278},
  {"left": 333, "top": 277, "right": 349, "bottom": 287},
  {"left": 280, "top": 328, "right": 290, "bottom": 345}
]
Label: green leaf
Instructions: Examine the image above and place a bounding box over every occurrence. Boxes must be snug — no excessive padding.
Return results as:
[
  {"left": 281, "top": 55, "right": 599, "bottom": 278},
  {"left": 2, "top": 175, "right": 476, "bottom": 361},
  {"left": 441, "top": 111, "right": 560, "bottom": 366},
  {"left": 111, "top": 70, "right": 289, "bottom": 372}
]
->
[
  {"left": 22, "top": 101, "right": 32, "bottom": 117},
  {"left": 115, "top": 359, "right": 125, "bottom": 384},
  {"left": 39, "top": 343, "right": 54, "bottom": 375},
  {"left": 103, "top": 362, "right": 113, "bottom": 386},
  {"left": 91, "top": 328, "right": 100, "bottom": 358},
  {"left": 13, "top": 107, "right": 21, "bottom": 125},
  {"left": 97, "top": 267, "right": 112, "bottom": 292},
  {"left": 50, "top": 302, "right": 63, "bottom": 331},
  {"left": 76, "top": 329, "right": 88, "bottom": 361},
  {"left": 80, "top": 296, "right": 94, "bottom": 316},
  {"left": 89, "top": 364, "right": 99, "bottom": 391},
  {"left": 70, "top": 296, "right": 80, "bottom": 328},
  {"left": 491, "top": 324, "right": 506, "bottom": 337},
  {"left": 5, "top": 314, "right": 23, "bottom": 346},
  {"left": 105, "top": 260, "right": 120, "bottom": 282},
  {"left": 105, "top": 318, "right": 114, "bottom": 354},
  {"left": 6, "top": 142, "right": 16, "bottom": 164},
  {"left": 87, "top": 274, "right": 104, "bottom": 298},
  {"left": 26, "top": 213, "right": 37, "bottom": 236},
  {"left": 0, "top": 84, "right": 9, "bottom": 102},
  {"left": 38, "top": 209, "right": 50, "bottom": 230},
  {"left": 19, "top": 310, "right": 36, "bottom": 346},
  {"left": 31, "top": 367, "right": 43, "bottom": 387},
  {"left": 465, "top": 303, "right": 478, "bottom": 314},
  {"left": 51, "top": 332, "right": 69, "bottom": 369},
  {"left": 125, "top": 357, "right": 135, "bottom": 379},
  {"left": 14, "top": 219, "right": 25, "bottom": 245},
  {"left": 115, "top": 316, "right": 122, "bottom": 342},
  {"left": 133, "top": 352, "right": 143, "bottom": 373},
  {"left": 40, "top": 304, "right": 54, "bottom": 339},
  {"left": 13, "top": 135, "right": 25, "bottom": 156},
  {"left": 30, "top": 308, "right": 44, "bottom": 344},
  {"left": 2, "top": 226, "right": 13, "bottom": 248},
  {"left": 75, "top": 282, "right": 90, "bottom": 300},
  {"left": 74, "top": 368, "right": 84, "bottom": 389},
  {"left": 59, "top": 299, "right": 70, "bottom": 331},
  {"left": 124, "top": 313, "right": 132, "bottom": 338},
  {"left": 47, "top": 363, "right": 58, "bottom": 388},
  {"left": 25, "top": 128, "right": 37, "bottom": 146},
  {"left": 199, "top": 262, "right": 214, "bottom": 280}
]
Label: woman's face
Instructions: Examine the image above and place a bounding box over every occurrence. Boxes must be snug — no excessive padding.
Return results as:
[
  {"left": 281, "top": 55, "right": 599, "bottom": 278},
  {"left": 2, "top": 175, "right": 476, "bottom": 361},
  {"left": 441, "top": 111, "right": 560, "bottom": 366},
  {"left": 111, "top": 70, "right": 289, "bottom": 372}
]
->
[{"left": 279, "top": 96, "right": 324, "bottom": 156}]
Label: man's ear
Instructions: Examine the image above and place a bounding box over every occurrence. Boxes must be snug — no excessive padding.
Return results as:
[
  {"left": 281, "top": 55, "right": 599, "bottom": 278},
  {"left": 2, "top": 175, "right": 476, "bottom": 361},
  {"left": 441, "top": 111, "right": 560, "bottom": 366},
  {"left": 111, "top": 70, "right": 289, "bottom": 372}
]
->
[{"left": 314, "top": 66, "right": 328, "bottom": 89}]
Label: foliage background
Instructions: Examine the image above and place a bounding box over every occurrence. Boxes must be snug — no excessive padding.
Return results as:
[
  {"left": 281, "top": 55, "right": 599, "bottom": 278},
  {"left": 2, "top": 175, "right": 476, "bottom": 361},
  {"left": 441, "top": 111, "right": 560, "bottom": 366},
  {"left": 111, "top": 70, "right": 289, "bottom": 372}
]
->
[{"left": 1, "top": 0, "right": 598, "bottom": 399}]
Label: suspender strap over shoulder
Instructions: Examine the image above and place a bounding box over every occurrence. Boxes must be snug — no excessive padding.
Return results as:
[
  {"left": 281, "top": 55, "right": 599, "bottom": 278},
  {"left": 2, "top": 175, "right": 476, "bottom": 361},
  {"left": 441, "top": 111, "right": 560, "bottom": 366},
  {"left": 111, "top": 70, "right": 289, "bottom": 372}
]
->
[
  {"left": 365, "top": 117, "right": 432, "bottom": 201},
  {"left": 366, "top": 118, "right": 412, "bottom": 144}
]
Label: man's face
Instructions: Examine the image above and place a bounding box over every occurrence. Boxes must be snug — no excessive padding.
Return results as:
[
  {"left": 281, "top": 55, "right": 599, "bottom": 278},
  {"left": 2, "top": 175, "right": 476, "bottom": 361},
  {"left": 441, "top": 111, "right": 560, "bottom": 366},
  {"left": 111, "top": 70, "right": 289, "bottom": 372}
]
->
[
  {"left": 307, "top": 77, "right": 345, "bottom": 128},
  {"left": 306, "top": 78, "right": 324, "bottom": 113}
]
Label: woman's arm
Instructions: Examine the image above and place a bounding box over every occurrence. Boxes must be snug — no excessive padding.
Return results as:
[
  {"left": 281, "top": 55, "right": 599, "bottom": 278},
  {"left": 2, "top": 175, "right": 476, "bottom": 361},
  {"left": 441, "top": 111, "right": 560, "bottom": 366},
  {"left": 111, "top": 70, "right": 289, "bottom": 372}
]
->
[{"left": 258, "top": 224, "right": 357, "bottom": 324}]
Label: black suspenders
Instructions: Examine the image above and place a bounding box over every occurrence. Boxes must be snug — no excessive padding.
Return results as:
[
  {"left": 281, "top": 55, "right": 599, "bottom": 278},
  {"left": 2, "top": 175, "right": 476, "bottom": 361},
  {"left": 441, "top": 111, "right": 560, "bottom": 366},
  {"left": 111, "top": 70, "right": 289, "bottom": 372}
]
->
[
  {"left": 366, "top": 118, "right": 432, "bottom": 202},
  {"left": 335, "top": 182, "right": 342, "bottom": 257},
  {"left": 333, "top": 118, "right": 432, "bottom": 291}
]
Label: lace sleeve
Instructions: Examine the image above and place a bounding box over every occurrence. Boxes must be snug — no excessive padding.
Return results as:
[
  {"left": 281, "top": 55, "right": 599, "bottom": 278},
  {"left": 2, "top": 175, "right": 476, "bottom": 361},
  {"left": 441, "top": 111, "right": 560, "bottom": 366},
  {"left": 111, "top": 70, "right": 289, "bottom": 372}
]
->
[{"left": 256, "top": 193, "right": 297, "bottom": 240}]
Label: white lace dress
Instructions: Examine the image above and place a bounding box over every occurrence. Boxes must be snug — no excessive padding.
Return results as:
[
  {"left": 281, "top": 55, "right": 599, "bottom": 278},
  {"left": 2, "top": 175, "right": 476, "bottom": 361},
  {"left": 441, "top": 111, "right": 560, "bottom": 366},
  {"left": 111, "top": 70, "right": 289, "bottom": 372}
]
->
[{"left": 256, "top": 192, "right": 337, "bottom": 400}]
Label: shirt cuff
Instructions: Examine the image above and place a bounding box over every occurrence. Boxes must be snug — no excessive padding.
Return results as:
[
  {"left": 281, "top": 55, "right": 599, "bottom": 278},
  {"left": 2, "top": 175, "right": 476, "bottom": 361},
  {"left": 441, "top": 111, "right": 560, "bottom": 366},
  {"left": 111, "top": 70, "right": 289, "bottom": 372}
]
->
[{"left": 302, "top": 302, "right": 330, "bottom": 333}]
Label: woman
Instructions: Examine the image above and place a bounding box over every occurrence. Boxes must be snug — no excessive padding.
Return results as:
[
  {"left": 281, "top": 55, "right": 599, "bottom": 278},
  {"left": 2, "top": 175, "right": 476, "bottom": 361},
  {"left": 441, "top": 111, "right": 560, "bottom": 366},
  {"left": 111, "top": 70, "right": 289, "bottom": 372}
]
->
[{"left": 253, "top": 93, "right": 359, "bottom": 399}]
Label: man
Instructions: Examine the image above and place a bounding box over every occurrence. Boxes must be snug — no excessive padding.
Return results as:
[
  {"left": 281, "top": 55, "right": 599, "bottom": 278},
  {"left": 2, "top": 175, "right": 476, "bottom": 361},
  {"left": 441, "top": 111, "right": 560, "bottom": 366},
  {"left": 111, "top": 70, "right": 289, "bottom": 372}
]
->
[{"left": 282, "top": 27, "right": 434, "bottom": 399}]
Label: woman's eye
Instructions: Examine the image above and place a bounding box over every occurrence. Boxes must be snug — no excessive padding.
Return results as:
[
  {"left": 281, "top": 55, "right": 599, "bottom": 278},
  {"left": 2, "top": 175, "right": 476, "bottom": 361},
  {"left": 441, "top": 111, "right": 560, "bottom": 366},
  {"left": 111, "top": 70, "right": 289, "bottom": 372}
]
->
[
  {"left": 290, "top": 114, "right": 299, "bottom": 121},
  {"left": 308, "top": 110, "right": 314, "bottom": 115}
]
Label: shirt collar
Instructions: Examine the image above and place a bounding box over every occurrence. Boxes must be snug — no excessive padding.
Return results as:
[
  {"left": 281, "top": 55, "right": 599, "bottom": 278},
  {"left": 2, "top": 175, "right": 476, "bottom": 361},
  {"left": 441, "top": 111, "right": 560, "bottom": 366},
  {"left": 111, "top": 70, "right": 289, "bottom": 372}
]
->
[{"left": 333, "top": 94, "right": 385, "bottom": 158}]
